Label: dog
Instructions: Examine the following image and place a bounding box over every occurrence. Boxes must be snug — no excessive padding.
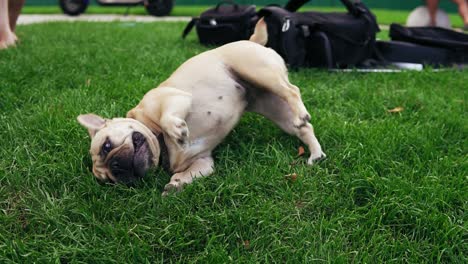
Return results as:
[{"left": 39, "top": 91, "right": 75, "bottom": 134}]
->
[{"left": 78, "top": 19, "right": 325, "bottom": 195}]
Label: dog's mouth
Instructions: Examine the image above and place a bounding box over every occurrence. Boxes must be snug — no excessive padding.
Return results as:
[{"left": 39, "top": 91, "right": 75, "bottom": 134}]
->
[
  {"left": 107, "top": 131, "right": 153, "bottom": 185},
  {"left": 131, "top": 131, "right": 152, "bottom": 178}
]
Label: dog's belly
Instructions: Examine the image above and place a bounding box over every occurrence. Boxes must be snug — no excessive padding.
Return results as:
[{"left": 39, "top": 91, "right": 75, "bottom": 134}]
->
[{"left": 169, "top": 78, "right": 247, "bottom": 171}]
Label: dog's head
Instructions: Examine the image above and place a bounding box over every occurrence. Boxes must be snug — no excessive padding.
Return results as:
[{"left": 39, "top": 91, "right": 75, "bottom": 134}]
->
[{"left": 77, "top": 114, "right": 160, "bottom": 184}]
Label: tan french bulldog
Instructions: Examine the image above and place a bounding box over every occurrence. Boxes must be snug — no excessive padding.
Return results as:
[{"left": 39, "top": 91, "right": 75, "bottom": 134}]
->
[{"left": 78, "top": 19, "right": 325, "bottom": 195}]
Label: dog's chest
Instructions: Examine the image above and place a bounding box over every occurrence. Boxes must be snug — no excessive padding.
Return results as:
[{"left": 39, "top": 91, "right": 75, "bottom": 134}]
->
[
  {"left": 168, "top": 79, "right": 248, "bottom": 170},
  {"left": 188, "top": 79, "right": 247, "bottom": 141}
]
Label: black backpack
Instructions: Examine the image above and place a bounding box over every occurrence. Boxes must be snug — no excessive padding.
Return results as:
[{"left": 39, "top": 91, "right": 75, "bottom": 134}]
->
[
  {"left": 258, "top": 0, "right": 380, "bottom": 68},
  {"left": 182, "top": 1, "right": 257, "bottom": 46}
]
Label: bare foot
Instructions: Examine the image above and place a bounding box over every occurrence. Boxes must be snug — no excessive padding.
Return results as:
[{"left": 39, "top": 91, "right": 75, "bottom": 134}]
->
[{"left": 0, "top": 29, "right": 17, "bottom": 49}]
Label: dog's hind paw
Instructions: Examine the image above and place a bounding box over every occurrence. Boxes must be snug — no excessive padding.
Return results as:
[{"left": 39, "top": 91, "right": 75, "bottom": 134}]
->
[
  {"left": 293, "top": 112, "right": 311, "bottom": 128},
  {"left": 307, "top": 151, "right": 326, "bottom": 165}
]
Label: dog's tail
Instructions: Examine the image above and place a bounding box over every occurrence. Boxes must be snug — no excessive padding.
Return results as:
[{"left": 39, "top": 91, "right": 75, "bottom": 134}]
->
[{"left": 249, "top": 18, "right": 268, "bottom": 46}]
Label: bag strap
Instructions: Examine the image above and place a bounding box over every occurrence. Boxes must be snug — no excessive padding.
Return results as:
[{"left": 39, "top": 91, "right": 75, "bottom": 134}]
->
[
  {"left": 215, "top": 0, "right": 239, "bottom": 11},
  {"left": 285, "top": 0, "right": 359, "bottom": 16},
  {"left": 182, "top": 18, "right": 199, "bottom": 39},
  {"left": 311, "top": 31, "right": 334, "bottom": 68}
]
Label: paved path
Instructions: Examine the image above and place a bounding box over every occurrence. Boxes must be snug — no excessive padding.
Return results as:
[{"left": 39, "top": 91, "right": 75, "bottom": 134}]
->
[
  {"left": 17, "top": 14, "right": 391, "bottom": 30},
  {"left": 18, "top": 14, "right": 191, "bottom": 25}
]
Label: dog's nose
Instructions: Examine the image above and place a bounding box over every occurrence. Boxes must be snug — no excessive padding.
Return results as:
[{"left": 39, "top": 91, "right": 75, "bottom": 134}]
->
[
  {"left": 108, "top": 157, "right": 136, "bottom": 185},
  {"left": 110, "top": 160, "right": 120, "bottom": 170}
]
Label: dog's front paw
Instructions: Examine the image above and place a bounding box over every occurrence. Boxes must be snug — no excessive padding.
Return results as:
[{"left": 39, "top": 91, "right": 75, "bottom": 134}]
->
[
  {"left": 162, "top": 180, "right": 186, "bottom": 196},
  {"left": 163, "top": 117, "right": 189, "bottom": 147},
  {"left": 162, "top": 183, "right": 179, "bottom": 196},
  {"left": 307, "top": 151, "right": 326, "bottom": 165}
]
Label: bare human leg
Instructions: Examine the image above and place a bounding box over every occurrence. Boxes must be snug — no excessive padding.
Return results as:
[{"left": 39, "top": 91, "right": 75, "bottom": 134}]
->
[
  {"left": 0, "top": 0, "right": 15, "bottom": 49},
  {"left": 0, "top": 0, "right": 25, "bottom": 49},
  {"left": 8, "top": 0, "right": 25, "bottom": 32},
  {"left": 426, "top": 0, "right": 440, "bottom": 26},
  {"left": 452, "top": 0, "right": 468, "bottom": 28}
]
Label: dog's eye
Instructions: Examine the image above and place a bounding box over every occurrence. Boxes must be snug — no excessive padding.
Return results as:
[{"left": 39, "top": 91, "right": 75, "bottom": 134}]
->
[{"left": 101, "top": 140, "right": 112, "bottom": 155}]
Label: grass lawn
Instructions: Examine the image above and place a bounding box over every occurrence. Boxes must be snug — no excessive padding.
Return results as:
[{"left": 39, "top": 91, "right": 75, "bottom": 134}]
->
[
  {"left": 0, "top": 22, "right": 467, "bottom": 262},
  {"left": 22, "top": 5, "right": 467, "bottom": 28}
]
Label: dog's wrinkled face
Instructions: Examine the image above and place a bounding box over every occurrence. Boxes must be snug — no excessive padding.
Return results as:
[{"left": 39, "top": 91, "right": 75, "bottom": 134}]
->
[{"left": 77, "top": 114, "right": 160, "bottom": 184}]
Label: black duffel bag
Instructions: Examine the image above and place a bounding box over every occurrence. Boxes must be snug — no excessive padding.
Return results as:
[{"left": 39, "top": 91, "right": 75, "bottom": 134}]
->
[
  {"left": 373, "top": 24, "right": 468, "bottom": 67},
  {"left": 182, "top": 1, "right": 257, "bottom": 46},
  {"left": 258, "top": 0, "right": 380, "bottom": 68},
  {"left": 390, "top": 23, "right": 468, "bottom": 52}
]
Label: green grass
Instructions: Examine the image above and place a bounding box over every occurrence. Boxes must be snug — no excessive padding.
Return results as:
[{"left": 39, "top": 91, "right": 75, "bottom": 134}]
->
[
  {"left": 22, "top": 5, "right": 467, "bottom": 27},
  {"left": 0, "top": 22, "right": 467, "bottom": 262}
]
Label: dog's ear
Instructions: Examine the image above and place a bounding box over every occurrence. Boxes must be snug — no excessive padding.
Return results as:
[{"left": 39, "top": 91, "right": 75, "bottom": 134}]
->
[{"left": 77, "top": 114, "right": 106, "bottom": 138}]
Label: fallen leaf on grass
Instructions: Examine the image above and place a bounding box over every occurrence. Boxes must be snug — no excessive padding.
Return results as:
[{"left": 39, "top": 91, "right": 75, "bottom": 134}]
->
[
  {"left": 297, "top": 146, "right": 305, "bottom": 156},
  {"left": 243, "top": 240, "right": 250, "bottom": 249},
  {"left": 387, "top": 106, "right": 404, "bottom": 113},
  {"left": 85, "top": 79, "right": 91, "bottom": 87},
  {"left": 289, "top": 160, "right": 299, "bottom": 166},
  {"left": 19, "top": 212, "right": 28, "bottom": 230},
  {"left": 295, "top": 200, "right": 305, "bottom": 208},
  {"left": 284, "top": 173, "right": 298, "bottom": 182}
]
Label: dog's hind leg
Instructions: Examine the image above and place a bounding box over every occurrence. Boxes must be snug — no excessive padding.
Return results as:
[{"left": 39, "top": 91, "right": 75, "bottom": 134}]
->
[
  {"left": 162, "top": 156, "right": 214, "bottom": 196},
  {"left": 223, "top": 43, "right": 310, "bottom": 128},
  {"left": 247, "top": 91, "right": 325, "bottom": 165},
  {"left": 233, "top": 68, "right": 310, "bottom": 128}
]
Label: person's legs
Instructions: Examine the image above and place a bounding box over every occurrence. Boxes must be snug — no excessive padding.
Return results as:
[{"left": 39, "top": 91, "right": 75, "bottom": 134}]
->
[
  {"left": 8, "top": 0, "right": 25, "bottom": 32},
  {"left": 426, "top": 0, "right": 440, "bottom": 26},
  {"left": 0, "top": 0, "right": 16, "bottom": 49},
  {"left": 451, "top": 0, "right": 468, "bottom": 26}
]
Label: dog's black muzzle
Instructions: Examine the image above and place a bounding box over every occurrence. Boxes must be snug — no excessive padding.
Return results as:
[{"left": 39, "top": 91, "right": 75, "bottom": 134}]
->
[{"left": 108, "top": 132, "right": 152, "bottom": 185}]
